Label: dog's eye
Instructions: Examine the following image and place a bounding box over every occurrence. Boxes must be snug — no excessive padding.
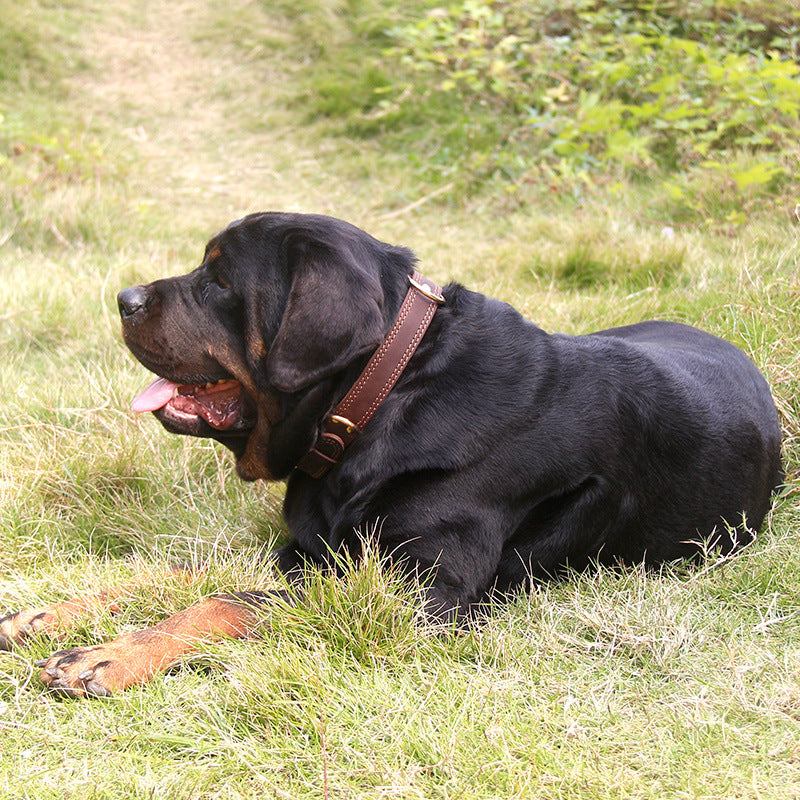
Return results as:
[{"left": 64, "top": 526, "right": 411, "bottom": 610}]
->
[{"left": 199, "top": 274, "right": 233, "bottom": 305}]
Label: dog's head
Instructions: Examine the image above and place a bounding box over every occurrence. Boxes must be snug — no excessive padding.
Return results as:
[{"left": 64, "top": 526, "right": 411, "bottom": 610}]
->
[{"left": 118, "top": 213, "right": 413, "bottom": 480}]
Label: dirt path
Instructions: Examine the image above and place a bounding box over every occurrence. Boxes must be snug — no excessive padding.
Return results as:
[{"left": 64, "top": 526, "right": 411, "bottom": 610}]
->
[
  {"left": 59, "top": 0, "right": 484, "bottom": 280},
  {"left": 69, "top": 0, "right": 344, "bottom": 227}
]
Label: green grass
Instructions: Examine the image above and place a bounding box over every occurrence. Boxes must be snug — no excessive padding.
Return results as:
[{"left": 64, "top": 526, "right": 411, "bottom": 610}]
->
[{"left": 1, "top": 0, "right": 799, "bottom": 797}]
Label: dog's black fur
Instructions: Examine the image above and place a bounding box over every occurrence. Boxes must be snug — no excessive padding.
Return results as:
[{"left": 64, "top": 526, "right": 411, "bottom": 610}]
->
[{"left": 118, "top": 212, "right": 783, "bottom": 621}]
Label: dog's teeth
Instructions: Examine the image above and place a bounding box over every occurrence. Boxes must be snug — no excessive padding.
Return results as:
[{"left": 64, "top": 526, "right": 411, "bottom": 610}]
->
[{"left": 207, "top": 382, "right": 213, "bottom": 388}]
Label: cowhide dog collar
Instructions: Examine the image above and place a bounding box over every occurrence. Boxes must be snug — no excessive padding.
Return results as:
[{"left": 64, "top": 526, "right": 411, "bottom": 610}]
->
[{"left": 297, "top": 270, "right": 445, "bottom": 479}]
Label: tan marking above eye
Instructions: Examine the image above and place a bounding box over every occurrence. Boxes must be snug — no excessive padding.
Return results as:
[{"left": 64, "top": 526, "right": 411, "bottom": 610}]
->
[{"left": 207, "top": 245, "right": 222, "bottom": 262}]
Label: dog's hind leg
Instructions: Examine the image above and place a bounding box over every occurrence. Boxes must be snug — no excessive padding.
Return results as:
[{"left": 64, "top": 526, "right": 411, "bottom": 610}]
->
[{"left": 492, "top": 476, "right": 623, "bottom": 591}]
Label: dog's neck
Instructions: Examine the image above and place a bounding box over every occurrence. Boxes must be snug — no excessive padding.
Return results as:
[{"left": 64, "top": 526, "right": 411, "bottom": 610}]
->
[{"left": 295, "top": 270, "right": 445, "bottom": 479}]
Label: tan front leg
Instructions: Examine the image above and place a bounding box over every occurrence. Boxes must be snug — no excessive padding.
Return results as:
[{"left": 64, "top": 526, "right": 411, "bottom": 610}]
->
[
  {"left": 37, "top": 596, "right": 259, "bottom": 698},
  {"left": 0, "top": 564, "right": 198, "bottom": 651},
  {"left": 0, "top": 589, "right": 126, "bottom": 650}
]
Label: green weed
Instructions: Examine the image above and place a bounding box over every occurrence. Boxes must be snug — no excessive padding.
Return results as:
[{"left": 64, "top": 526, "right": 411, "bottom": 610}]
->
[{"left": 284, "top": 0, "right": 800, "bottom": 223}]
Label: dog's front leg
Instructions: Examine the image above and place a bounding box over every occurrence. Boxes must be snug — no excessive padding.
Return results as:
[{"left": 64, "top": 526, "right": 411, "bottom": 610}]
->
[
  {"left": 0, "top": 565, "right": 199, "bottom": 651},
  {"left": 36, "top": 591, "right": 284, "bottom": 698},
  {"left": 386, "top": 526, "right": 505, "bottom": 627},
  {"left": 0, "top": 589, "right": 128, "bottom": 651}
]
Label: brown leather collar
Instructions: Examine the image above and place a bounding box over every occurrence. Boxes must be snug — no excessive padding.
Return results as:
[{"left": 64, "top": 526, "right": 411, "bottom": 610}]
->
[{"left": 296, "top": 270, "right": 445, "bottom": 478}]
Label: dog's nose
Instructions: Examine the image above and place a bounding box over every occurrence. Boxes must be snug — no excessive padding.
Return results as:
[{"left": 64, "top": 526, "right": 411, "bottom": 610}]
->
[{"left": 117, "top": 286, "right": 148, "bottom": 319}]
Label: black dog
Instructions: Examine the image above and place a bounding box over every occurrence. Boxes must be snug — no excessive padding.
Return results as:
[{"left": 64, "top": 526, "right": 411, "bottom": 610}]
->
[{"left": 23, "top": 212, "right": 783, "bottom": 695}]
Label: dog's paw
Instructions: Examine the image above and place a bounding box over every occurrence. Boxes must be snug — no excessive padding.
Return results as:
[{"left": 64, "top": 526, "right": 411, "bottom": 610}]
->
[
  {"left": 0, "top": 607, "right": 58, "bottom": 650},
  {"left": 36, "top": 638, "right": 147, "bottom": 698}
]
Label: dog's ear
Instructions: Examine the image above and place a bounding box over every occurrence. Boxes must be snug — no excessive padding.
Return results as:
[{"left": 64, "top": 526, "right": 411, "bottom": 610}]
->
[{"left": 266, "top": 232, "right": 385, "bottom": 393}]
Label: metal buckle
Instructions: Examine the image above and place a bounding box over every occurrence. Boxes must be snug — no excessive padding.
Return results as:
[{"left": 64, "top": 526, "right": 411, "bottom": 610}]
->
[
  {"left": 408, "top": 275, "right": 445, "bottom": 304},
  {"left": 329, "top": 414, "right": 361, "bottom": 435}
]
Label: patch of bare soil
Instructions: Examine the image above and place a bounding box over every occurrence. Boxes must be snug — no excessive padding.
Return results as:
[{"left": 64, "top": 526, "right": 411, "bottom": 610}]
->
[{"left": 68, "top": 0, "right": 336, "bottom": 223}]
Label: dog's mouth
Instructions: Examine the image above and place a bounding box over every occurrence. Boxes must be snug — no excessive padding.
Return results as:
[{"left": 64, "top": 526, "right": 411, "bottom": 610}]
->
[{"left": 131, "top": 377, "right": 255, "bottom": 433}]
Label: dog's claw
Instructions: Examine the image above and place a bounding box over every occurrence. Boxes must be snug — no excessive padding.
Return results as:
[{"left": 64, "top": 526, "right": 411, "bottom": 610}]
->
[
  {"left": 33, "top": 659, "right": 48, "bottom": 667},
  {"left": 39, "top": 665, "right": 112, "bottom": 699},
  {"left": 36, "top": 640, "right": 129, "bottom": 699},
  {"left": 0, "top": 611, "right": 57, "bottom": 650},
  {"left": 48, "top": 682, "right": 82, "bottom": 699},
  {"left": 85, "top": 681, "right": 112, "bottom": 698}
]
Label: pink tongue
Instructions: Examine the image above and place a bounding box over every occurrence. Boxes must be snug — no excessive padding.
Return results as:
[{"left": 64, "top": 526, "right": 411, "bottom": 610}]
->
[{"left": 131, "top": 377, "right": 179, "bottom": 413}]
